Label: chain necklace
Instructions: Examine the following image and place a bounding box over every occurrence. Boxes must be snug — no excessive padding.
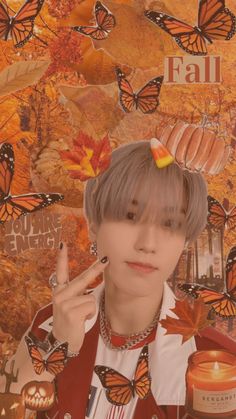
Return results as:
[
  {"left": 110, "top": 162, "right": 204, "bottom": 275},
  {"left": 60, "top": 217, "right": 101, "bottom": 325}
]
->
[{"left": 99, "top": 290, "right": 160, "bottom": 351}]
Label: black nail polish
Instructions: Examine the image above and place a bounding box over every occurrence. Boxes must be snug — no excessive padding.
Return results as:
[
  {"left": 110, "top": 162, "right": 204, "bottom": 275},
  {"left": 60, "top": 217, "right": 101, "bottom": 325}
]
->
[
  {"left": 59, "top": 242, "right": 63, "bottom": 250},
  {"left": 101, "top": 256, "right": 108, "bottom": 263}
]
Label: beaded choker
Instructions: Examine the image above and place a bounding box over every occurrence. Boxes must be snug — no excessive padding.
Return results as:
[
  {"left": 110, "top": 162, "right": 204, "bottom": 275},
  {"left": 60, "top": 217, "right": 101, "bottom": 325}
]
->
[{"left": 99, "top": 291, "right": 160, "bottom": 351}]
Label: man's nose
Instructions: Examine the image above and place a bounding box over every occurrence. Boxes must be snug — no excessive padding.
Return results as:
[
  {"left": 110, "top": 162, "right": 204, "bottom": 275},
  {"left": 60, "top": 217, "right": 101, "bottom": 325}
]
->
[{"left": 134, "top": 224, "right": 158, "bottom": 254}]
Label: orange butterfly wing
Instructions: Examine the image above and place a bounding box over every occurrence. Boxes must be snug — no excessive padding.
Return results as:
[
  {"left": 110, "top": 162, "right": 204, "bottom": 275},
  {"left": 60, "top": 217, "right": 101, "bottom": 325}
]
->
[
  {"left": 11, "top": 0, "right": 45, "bottom": 47},
  {"left": 226, "top": 246, "right": 236, "bottom": 298},
  {"left": 115, "top": 67, "right": 135, "bottom": 113},
  {"left": 0, "top": 142, "right": 64, "bottom": 224},
  {"left": 207, "top": 195, "right": 236, "bottom": 231},
  {"left": 72, "top": 1, "right": 115, "bottom": 40},
  {"left": 95, "top": 1, "right": 115, "bottom": 32},
  {"left": 0, "top": 192, "right": 64, "bottom": 224},
  {"left": 178, "top": 244, "right": 236, "bottom": 317},
  {"left": 178, "top": 283, "right": 224, "bottom": 303},
  {"left": 178, "top": 282, "right": 236, "bottom": 318},
  {"left": 198, "top": 0, "right": 236, "bottom": 40},
  {"left": 136, "top": 76, "right": 163, "bottom": 114},
  {"left": 134, "top": 345, "right": 151, "bottom": 399},
  {"left": 73, "top": 26, "right": 106, "bottom": 40},
  {"left": 227, "top": 206, "right": 236, "bottom": 231},
  {"left": 207, "top": 195, "right": 226, "bottom": 230},
  {"left": 0, "top": 143, "right": 14, "bottom": 199},
  {"left": 94, "top": 365, "right": 133, "bottom": 405},
  {"left": 25, "top": 335, "right": 46, "bottom": 375},
  {"left": 0, "top": 201, "right": 25, "bottom": 223},
  {"left": 116, "top": 68, "right": 163, "bottom": 113},
  {"left": 46, "top": 343, "right": 68, "bottom": 375},
  {"left": 25, "top": 335, "right": 68, "bottom": 376},
  {"left": 0, "top": 2, "right": 10, "bottom": 39},
  {"left": 210, "top": 298, "right": 236, "bottom": 317},
  {"left": 94, "top": 345, "right": 151, "bottom": 405},
  {"left": 145, "top": 11, "right": 207, "bottom": 55}
]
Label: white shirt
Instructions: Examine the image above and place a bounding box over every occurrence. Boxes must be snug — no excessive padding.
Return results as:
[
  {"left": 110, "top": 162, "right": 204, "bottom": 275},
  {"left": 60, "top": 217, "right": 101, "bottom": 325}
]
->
[{"left": 39, "top": 281, "right": 197, "bottom": 417}]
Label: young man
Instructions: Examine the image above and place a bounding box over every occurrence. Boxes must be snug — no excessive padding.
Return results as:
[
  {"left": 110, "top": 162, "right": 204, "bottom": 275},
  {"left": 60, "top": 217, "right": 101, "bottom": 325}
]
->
[{"left": 1, "top": 141, "right": 235, "bottom": 419}]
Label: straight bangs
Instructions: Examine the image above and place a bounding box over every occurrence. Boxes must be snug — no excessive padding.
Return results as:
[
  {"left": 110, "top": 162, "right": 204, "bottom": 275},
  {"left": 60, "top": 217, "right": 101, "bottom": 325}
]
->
[{"left": 84, "top": 141, "right": 208, "bottom": 243}]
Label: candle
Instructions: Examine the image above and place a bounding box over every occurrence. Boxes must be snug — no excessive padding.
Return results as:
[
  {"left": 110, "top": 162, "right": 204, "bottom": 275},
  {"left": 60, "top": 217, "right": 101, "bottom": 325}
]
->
[{"left": 186, "top": 350, "right": 236, "bottom": 418}]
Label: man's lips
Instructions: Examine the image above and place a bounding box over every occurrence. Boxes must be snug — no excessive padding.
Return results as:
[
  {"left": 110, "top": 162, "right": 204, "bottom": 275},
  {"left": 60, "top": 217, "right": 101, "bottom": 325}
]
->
[{"left": 126, "top": 261, "right": 158, "bottom": 273}]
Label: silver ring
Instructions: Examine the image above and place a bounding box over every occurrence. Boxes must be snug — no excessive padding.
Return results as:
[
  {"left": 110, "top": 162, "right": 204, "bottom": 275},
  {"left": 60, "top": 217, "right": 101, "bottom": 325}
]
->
[{"left": 49, "top": 272, "right": 68, "bottom": 289}]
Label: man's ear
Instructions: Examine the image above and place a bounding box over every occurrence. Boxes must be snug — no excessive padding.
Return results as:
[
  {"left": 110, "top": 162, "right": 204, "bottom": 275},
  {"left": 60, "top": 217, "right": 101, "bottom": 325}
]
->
[{"left": 88, "top": 222, "right": 98, "bottom": 241}]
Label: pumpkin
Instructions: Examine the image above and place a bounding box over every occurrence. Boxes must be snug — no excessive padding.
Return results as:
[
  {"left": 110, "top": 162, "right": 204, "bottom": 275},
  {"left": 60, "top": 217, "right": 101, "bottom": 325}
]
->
[
  {"left": 21, "top": 381, "right": 56, "bottom": 411},
  {"left": 159, "top": 121, "right": 231, "bottom": 174},
  {"left": 0, "top": 393, "right": 25, "bottom": 418}
]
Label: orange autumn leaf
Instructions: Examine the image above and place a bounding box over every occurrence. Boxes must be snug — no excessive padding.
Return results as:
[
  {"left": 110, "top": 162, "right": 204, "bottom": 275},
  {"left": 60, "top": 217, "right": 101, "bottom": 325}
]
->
[
  {"left": 59, "top": 84, "right": 124, "bottom": 139},
  {"left": 63, "top": 0, "right": 176, "bottom": 69},
  {"left": 61, "top": 2, "right": 131, "bottom": 85},
  {"left": 60, "top": 132, "right": 112, "bottom": 180},
  {"left": 72, "top": 38, "right": 131, "bottom": 85},
  {"left": 160, "top": 298, "right": 213, "bottom": 344},
  {"left": 91, "top": 0, "right": 176, "bottom": 68},
  {"left": 76, "top": 216, "right": 90, "bottom": 252}
]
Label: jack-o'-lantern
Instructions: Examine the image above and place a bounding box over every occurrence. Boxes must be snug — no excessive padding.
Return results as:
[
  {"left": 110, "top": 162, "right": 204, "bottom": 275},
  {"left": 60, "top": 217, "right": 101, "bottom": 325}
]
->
[
  {"left": 21, "top": 381, "right": 56, "bottom": 411},
  {"left": 0, "top": 393, "right": 25, "bottom": 418}
]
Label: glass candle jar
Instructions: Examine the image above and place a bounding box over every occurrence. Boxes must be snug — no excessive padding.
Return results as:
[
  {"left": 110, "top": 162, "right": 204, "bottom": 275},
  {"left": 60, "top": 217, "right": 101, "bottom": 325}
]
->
[{"left": 185, "top": 350, "right": 236, "bottom": 419}]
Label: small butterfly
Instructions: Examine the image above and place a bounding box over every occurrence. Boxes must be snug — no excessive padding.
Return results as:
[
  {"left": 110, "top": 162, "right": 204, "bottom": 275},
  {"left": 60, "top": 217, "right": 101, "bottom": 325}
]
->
[
  {"left": 0, "top": 0, "right": 44, "bottom": 48},
  {"left": 0, "top": 142, "right": 64, "bottom": 224},
  {"left": 25, "top": 335, "right": 68, "bottom": 375},
  {"left": 115, "top": 68, "right": 163, "bottom": 114},
  {"left": 145, "top": 0, "right": 236, "bottom": 56},
  {"left": 178, "top": 246, "right": 236, "bottom": 318},
  {"left": 94, "top": 345, "right": 151, "bottom": 406},
  {"left": 207, "top": 195, "right": 236, "bottom": 231},
  {"left": 72, "top": 1, "right": 116, "bottom": 40}
]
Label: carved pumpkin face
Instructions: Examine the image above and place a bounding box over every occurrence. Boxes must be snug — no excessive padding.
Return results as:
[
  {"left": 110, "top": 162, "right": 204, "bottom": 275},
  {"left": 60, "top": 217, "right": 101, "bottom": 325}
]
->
[
  {"left": 21, "top": 381, "right": 55, "bottom": 411},
  {"left": 0, "top": 393, "right": 25, "bottom": 419}
]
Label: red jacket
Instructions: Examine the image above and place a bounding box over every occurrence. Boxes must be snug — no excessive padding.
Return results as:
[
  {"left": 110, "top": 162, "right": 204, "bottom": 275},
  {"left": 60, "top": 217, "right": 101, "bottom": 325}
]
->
[{"left": 32, "top": 303, "right": 236, "bottom": 419}]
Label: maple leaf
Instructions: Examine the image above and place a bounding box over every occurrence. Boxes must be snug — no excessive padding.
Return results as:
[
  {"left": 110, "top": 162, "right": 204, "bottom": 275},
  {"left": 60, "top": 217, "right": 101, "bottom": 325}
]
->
[
  {"left": 160, "top": 298, "right": 213, "bottom": 344},
  {"left": 59, "top": 132, "right": 112, "bottom": 181}
]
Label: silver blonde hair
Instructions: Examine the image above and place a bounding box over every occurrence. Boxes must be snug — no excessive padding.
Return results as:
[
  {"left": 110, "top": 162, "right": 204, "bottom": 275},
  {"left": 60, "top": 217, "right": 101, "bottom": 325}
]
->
[{"left": 84, "top": 141, "right": 208, "bottom": 244}]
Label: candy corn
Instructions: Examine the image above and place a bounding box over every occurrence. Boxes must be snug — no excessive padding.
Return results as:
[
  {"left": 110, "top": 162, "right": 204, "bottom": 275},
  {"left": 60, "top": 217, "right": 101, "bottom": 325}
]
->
[{"left": 150, "top": 138, "right": 174, "bottom": 168}]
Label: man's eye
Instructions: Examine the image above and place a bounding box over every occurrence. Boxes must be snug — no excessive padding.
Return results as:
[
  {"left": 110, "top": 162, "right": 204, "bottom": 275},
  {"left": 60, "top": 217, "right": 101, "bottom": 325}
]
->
[
  {"left": 163, "top": 219, "right": 173, "bottom": 228},
  {"left": 163, "top": 219, "right": 182, "bottom": 229},
  {"left": 127, "top": 212, "right": 136, "bottom": 220}
]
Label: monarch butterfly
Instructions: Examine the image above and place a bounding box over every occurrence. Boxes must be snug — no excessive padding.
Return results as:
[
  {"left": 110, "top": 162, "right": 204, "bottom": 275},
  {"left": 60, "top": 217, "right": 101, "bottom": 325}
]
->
[
  {"left": 145, "top": 0, "right": 236, "bottom": 55},
  {"left": 178, "top": 246, "right": 236, "bottom": 318},
  {"left": 72, "top": 1, "right": 116, "bottom": 40},
  {"left": 0, "top": 0, "right": 44, "bottom": 48},
  {"left": 25, "top": 335, "right": 68, "bottom": 375},
  {"left": 207, "top": 195, "right": 236, "bottom": 231},
  {"left": 115, "top": 68, "right": 163, "bottom": 114},
  {"left": 94, "top": 345, "right": 151, "bottom": 406},
  {"left": 0, "top": 142, "right": 64, "bottom": 224}
]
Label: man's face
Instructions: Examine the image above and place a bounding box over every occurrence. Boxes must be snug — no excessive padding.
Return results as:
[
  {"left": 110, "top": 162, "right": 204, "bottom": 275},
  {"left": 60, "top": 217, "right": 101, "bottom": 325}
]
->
[{"left": 93, "top": 212, "right": 186, "bottom": 298}]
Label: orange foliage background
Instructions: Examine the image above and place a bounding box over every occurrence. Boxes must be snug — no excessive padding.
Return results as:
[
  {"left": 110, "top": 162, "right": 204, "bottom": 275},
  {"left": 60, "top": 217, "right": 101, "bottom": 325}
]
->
[{"left": 0, "top": 0, "right": 236, "bottom": 363}]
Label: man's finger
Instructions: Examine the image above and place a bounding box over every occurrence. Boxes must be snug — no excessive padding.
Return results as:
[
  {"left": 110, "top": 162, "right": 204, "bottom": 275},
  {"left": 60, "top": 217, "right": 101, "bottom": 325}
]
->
[
  {"left": 53, "top": 242, "right": 69, "bottom": 293},
  {"left": 54, "top": 257, "right": 109, "bottom": 301}
]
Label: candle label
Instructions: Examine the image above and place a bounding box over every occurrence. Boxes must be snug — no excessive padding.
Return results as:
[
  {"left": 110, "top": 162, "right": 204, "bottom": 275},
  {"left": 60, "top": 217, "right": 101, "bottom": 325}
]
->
[{"left": 193, "top": 387, "right": 236, "bottom": 413}]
